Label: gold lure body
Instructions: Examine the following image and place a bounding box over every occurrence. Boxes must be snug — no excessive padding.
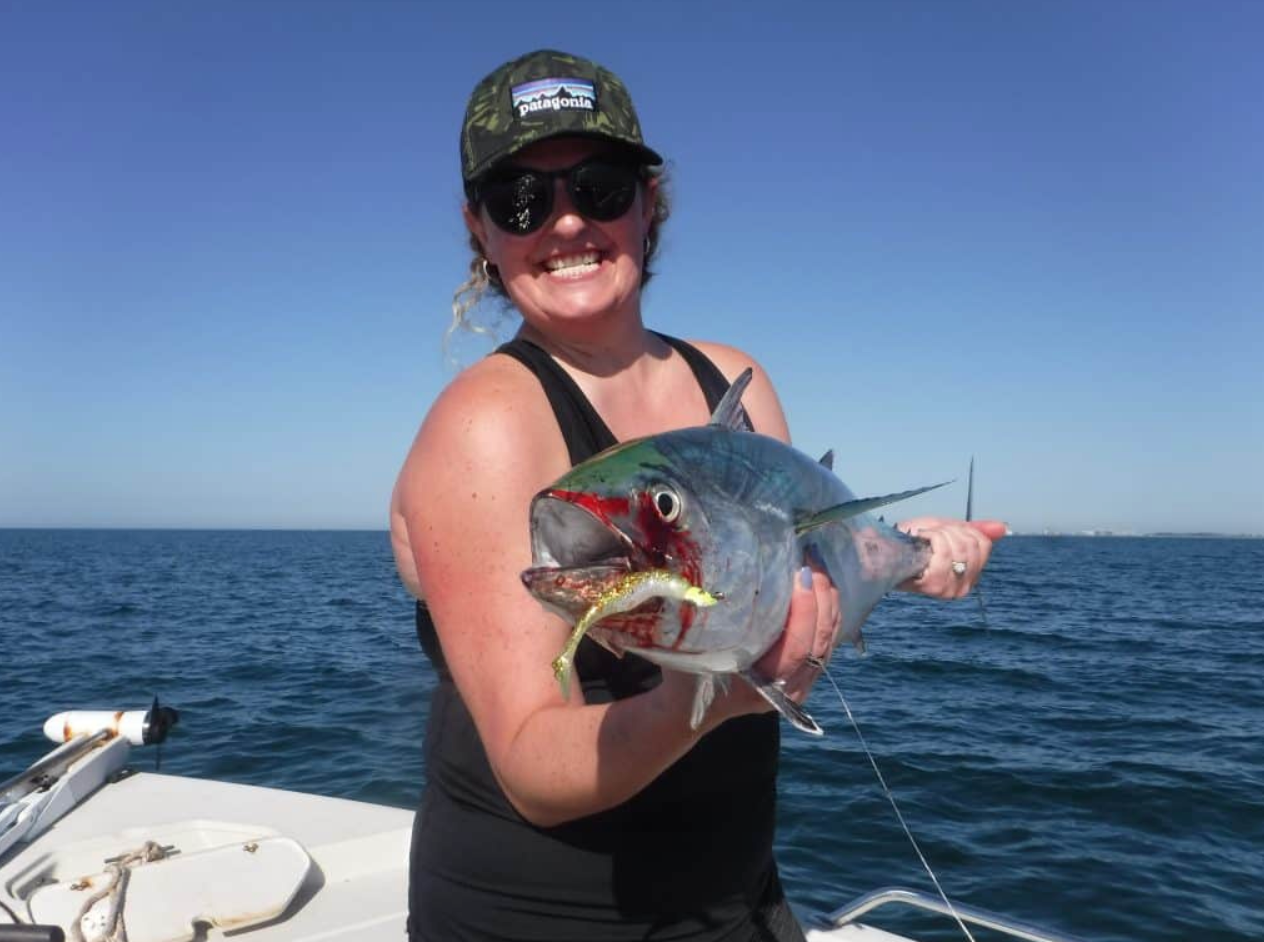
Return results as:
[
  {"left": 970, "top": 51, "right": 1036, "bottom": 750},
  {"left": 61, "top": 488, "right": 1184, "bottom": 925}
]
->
[{"left": 552, "top": 570, "right": 719, "bottom": 699}]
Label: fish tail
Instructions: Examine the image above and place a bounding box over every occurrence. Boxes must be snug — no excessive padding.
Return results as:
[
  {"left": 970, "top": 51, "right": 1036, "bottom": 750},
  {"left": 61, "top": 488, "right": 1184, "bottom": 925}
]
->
[
  {"left": 553, "top": 606, "right": 599, "bottom": 700},
  {"left": 552, "top": 652, "right": 574, "bottom": 700}
]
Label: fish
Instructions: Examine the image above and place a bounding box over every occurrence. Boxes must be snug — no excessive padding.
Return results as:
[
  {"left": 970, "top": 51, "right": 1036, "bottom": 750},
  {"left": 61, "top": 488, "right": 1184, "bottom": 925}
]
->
[{"left": 520, "top": 369, "right": 946, "bottom": 736}]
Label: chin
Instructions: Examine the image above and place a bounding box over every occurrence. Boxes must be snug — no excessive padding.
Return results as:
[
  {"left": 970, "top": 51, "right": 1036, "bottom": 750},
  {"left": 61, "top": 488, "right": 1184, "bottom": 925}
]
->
[{"left": 536, "top": 284, "right": 636, "bottom": 322}]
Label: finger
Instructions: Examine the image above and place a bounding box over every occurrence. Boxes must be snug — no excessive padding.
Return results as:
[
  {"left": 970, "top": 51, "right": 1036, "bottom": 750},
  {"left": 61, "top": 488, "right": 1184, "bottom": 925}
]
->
[
  {"left": 819, "top": 581, "right": 839, "bottom": 652},
  {"left": 949, "top": 528, "right": 982, "bottom": 598},
  {"left": 897, "top": 515, "right": 951, "bottom": 535},
  {"left": 782, "top": 567, "right": 833, "bottom": 700},
  {"left": 754, "top": 565, "right": 825, "bottom": 696},
  {"left": 970, "top": 520, "right": 1008, "bottom": 542},
  {"left": 944, "top": 528, "right": 986, "bottom": 599},
  {"left": 782, "top": 567, "right": 819, "bottom": 666},
  {"left": 971, "top": 525, "right": 999, "bottom": 570},
  {"left": 911, "top": 526, "right": 975, "bottom": 598},
  {"left": 804, "top": 554, "right": 838, "bottom": 662},
  {"left": 810, "top": 572, "right": 834, "bottom": 661},
  {"left": 900, "top": 517, "right": 1006, "bottom": 544}
]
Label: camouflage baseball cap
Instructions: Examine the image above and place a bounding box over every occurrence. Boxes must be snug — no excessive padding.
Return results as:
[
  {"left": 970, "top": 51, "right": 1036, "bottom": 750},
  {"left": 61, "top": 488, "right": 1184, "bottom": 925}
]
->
[{"left": 460, "top": 49, "right": 663, "bottom": 184}]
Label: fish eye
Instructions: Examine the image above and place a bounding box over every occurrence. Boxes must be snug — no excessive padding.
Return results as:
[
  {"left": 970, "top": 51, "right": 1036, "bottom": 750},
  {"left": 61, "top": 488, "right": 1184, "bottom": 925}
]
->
[{"left": 650, "top": 485, "right": 681, "bottom": 522}]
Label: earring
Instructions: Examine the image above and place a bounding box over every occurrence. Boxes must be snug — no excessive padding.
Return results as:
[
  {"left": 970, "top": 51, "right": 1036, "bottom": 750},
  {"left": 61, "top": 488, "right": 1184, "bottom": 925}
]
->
[
  {"left": 643, "top": 235, "right": 652, "bottom": 257},
  {"left": 481, "top": 257, "right": 497, "bottom": 283}
]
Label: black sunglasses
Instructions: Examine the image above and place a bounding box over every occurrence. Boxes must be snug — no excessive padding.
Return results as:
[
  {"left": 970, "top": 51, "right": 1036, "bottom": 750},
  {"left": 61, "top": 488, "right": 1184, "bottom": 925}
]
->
[{"left": 471, "top": 157, "right": 644, "bottom": 236}]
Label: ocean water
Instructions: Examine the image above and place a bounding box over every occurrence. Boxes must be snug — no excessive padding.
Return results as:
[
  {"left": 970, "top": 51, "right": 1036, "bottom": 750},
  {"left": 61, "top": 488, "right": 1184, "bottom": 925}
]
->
[{"left": 1, "top": 530, "right": 1261, "bottom": 941}]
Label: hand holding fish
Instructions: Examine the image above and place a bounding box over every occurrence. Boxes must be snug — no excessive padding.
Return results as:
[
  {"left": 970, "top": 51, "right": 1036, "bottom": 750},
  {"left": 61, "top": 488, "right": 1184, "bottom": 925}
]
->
[
  {"left": 896, "top": 517, "right": 1007, "bottom": 599},
  {"left": 654, "top": 561, "right": 843, "bottom": 728},
  {"left": 751, "top": 561, "right": 843, "bottom": 704}
]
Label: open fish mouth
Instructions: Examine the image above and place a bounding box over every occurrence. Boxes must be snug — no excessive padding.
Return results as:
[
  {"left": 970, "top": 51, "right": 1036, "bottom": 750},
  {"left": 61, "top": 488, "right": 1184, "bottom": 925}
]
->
[
  {"left": 528, "top": 489, "right": 638, "bottom": 570},
  {"left": 523, "top": 489, "right": 650, "bottom": 615}
]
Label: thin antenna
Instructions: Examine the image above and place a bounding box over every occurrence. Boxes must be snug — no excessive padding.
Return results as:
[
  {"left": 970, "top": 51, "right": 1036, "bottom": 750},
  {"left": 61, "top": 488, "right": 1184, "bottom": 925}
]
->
[
  {"left": 965, "top": 456, "right": 974, "bottom": 523},
  {"left": 966, "top": 457, "right": 989, "bottom": 627}
]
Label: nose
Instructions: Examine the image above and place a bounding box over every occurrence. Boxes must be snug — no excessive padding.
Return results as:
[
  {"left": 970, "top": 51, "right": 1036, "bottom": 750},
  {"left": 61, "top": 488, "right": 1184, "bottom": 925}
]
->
[{"left": 546, "top": 180, "right": 587, "bottom": 237}]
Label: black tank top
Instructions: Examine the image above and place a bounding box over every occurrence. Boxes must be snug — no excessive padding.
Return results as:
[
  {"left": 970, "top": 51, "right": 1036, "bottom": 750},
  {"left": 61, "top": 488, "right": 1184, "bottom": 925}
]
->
[{"left": 409, "top": 334, "right": 783, "bottom": 942}]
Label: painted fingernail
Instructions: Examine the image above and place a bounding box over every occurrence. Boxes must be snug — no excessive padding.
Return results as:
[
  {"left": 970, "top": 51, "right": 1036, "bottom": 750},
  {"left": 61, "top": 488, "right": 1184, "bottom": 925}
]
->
[{"left": 799, "top": 566, "right": 812, "bottom": 590}]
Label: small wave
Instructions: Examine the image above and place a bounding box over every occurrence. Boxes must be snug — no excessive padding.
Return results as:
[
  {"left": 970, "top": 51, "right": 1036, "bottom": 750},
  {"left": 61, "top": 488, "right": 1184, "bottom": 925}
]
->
[
  {"left": 84, "top": 601, "right": 145, "bottom": 617},
  {"left": 874, "top": 655, "right": 1056, "bottom": 691},
  {"left": 325, "top": 597, "right": 362, "bottom": 608}
]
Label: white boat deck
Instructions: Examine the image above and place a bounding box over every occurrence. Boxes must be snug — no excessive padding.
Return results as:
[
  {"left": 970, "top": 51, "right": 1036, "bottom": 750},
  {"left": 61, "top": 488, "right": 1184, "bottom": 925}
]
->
[
  {"left": 0, "top": 765, "right": 896, "bottom": 942},
  {"left": 1, "top": 732, "right": 1080, "bottom": 942},
  {"left": 2, "top": 763, "right": 411, "bottom": 941},
  {"left": 0, "top": 762, "right": 908, "bottom": 941}
]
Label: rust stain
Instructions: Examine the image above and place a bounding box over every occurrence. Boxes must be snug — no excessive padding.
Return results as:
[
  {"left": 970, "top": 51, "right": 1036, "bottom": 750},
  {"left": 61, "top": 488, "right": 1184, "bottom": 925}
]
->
[{"left": 216, "top": 907, "right": 285, "bottom": 930}]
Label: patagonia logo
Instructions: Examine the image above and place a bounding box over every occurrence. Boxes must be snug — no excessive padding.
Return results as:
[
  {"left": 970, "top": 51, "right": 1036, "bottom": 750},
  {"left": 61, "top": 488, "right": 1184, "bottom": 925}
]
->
[{"left": 511, "top": 77, "right": 596, "bottom": 118}]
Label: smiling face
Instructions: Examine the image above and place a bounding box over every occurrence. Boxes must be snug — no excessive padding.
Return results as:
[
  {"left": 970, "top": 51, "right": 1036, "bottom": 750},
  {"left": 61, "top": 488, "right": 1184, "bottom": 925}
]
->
[{"left": 464, "top": 137, "right": 657, "bottom": 338}]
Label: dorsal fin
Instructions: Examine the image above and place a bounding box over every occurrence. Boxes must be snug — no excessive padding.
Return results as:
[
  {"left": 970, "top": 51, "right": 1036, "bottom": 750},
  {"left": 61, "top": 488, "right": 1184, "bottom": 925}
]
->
[
  {"left": 818, "top": 449, "right": 835, "bottom": 470},
  {"left": 794, "top": 481, "right": 952, "bottom": 535},
  {"left": 708, "top": 367, "right": 754, "bottom": 430}
]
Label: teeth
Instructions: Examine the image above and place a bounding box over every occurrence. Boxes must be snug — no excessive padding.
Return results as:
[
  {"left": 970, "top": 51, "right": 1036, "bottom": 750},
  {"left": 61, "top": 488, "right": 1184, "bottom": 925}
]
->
[{"left": 544, "top": 251, "right": 600, "bottom": 274}]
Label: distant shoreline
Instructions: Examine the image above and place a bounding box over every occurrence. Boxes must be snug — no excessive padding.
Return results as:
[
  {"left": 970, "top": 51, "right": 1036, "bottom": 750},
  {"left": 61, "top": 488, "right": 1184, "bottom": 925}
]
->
[
  {"left": 2, "top": 527, "right": 1261, "bottom": 540},
  {"left": 1009, "top": 531, "right": 1264, "bottom": 540}
]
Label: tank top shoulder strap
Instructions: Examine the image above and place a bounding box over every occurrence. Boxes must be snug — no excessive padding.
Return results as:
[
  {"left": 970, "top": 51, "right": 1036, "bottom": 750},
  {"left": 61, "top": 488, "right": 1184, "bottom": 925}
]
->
[
  {"left": 494, "top": 332, "right": 753, "bottom": 462},
  {"left": 652, "top": 332, "right": 754, "bottom": 430},
  {"left": 495, "top": 337, "right": 617, "bottom": 466}
]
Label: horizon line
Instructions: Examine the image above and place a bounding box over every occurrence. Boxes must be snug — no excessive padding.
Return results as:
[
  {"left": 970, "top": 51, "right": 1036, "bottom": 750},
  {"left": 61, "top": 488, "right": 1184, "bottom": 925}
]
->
[{"left": 2, "top": 526, "right": 1261, "bottom": 539}]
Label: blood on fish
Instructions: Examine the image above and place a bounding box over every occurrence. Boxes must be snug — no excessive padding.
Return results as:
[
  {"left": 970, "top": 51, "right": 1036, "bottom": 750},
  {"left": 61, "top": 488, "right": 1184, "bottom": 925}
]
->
[{"left": 628, "top": 490, "right": 704, "bottom": 649}]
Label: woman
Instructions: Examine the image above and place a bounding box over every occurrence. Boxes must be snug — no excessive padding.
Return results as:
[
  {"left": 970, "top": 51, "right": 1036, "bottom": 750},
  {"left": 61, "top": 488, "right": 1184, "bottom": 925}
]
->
[{"left": 391, "top": 49, "right": 1002, "bottom": 942}]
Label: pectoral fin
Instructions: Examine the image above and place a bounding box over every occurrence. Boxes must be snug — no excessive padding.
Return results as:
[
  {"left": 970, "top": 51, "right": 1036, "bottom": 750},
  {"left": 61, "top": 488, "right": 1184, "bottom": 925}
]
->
[
  {"left": 740, "top": 670, "right": 824, "bottom": 736},
  {"left": 689, "top": 675, "right": 716, "bottom": 730},
  {"left": 794, "top": 481, "right": 953, "bottom": 536}
]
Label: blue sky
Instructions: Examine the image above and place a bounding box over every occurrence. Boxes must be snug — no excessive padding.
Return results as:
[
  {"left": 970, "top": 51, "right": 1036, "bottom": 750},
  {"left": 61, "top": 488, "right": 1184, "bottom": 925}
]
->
[{"left": 2, "top": 1, "right": 1260, "bottom": 534}]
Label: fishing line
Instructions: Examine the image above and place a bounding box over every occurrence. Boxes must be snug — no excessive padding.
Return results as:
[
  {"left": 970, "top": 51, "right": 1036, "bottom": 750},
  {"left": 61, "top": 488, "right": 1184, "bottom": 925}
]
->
[{"left": 819, "top": 666, "right": 978, "bottom": 942}]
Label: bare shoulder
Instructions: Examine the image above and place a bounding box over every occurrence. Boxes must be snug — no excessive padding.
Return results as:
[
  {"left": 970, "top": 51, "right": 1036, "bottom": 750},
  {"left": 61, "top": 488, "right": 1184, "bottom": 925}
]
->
[
  {"left": 391, "top": 354, "right": 569, "bottom": 595},
  {"left": 687, "top": 340, "right": 791, "bottom": 443},
  {"left": 397, "top": 355, "right": 566, "bottom": 512}
]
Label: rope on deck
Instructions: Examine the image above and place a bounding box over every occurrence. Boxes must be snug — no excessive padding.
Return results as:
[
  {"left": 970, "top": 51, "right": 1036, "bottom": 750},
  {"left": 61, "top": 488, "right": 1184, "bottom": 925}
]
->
[{"left": 69, "top": 840, "right": 169, "bottom": 942}]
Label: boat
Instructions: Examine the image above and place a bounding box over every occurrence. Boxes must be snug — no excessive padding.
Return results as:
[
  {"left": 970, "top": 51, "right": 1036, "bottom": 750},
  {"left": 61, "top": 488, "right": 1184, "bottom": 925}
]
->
[{"left": 1, "top": 706, "right": 1086, "bottom": 942}]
